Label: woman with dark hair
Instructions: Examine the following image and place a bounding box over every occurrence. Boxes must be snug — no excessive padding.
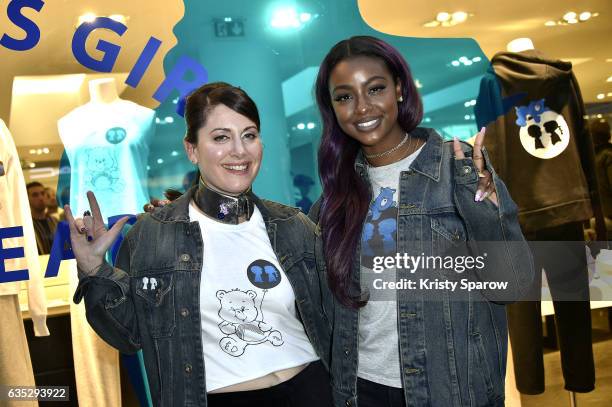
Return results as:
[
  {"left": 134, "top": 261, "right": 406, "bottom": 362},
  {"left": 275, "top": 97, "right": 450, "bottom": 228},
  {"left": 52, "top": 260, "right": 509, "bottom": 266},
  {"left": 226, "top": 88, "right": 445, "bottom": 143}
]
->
[
  {"left": 310, "top": 36, "right": 534, "bottom": 406},
  {"left": 65, "top": 82, "right": 333, "bottom": 407}
]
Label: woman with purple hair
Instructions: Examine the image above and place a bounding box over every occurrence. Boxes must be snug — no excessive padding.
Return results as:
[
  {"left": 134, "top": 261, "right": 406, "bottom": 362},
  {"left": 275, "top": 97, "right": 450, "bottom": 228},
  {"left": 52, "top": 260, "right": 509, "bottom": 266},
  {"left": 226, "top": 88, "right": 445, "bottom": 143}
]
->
[{"left": 309, "top": 36, "right": 534, "bottom": 407}]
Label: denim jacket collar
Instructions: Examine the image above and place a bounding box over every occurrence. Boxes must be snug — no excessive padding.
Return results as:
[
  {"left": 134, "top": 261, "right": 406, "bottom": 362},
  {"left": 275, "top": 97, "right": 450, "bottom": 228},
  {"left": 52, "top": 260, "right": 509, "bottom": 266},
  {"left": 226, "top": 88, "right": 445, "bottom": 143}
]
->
[
  {"left": 353, "top": 127, "right": 443, "bottom": 182},
  {"left": 150, "top": 185, "right": 300, "bottom": 224}
]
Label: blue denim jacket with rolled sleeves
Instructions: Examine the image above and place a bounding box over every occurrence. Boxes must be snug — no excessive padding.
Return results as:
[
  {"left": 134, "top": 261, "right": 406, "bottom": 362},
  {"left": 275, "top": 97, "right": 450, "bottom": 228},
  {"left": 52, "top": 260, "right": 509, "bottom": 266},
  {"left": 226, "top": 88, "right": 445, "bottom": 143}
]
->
[
  {"left": 309, "top": 127, "right": 535, "bottom": 407},
  {"left": 73, "top": 186, "right": 332, "bottom": 407}
]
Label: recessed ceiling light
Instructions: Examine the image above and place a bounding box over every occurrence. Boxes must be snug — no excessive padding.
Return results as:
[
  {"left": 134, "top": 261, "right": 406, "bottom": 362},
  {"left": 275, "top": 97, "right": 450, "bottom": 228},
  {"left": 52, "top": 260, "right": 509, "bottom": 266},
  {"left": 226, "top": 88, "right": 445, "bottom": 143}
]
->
[
  {"left": 78, "top": 12, "right": 97, "bottom": 26},
  {"left": 165, "top": 116, "right": 174, "bottom": 124},
  {"left": 155, "top": 117, "right": 161, "bottom": 124},
  {"left": 567, "top": 19, "right": 578, "bottom": 24},
  {"left": 452, "top": 11, "right": 468, "bottom": 23},
  {"left": 423, "top": 21, "right": 440, "bottom": 28},
  {"left": 424, "top": 117, "right": 432, "bottom": 123},
  {"left": 451, "top": 60, "right": 460, "bottom": 67},
  {"left": 464, "top": 60, "right": 473, "bottom": 66},
  {"left": 597, "top": 93, "right": 605, "bottom": 100},
  {"left": 157, "top": 158, "right": 164, "bottom": 164},
  {"left": 299, "top": 13, "right": 311, "bottom": 22},
  {"left": 607, "top": 92, "right": 612, "bottom": 97},
  {"left": 563, "top": 12, "right": 577, "bottom": 21},
  {"left": 436, "top": 12, "right": 450, "bottom": 22},
  {"left": 297, "top": 123, "right": 305, "bottom": 130},
  {"left": 171, "top": 151, "right": 179, "bottom": 156},
  {"left": 415, "top": 79, "right": 423, "bottom": 88},
  {"left": 459, "top": 56, "right": 468, "bottom": 63},
  {"left": 545, "top": 20, "right": 556, "bottom": 26},
  {"left": 579, "top": 12, "right": 592, "bottom": 21},
  {"left": 472, "top": 56, "right": 482, "bottom": 62},
  {"left": 29, "top": 149, "right": 36, "bottom": 154},
  {"left": 597, "top": 114, "right": 603, "bottom": 119},
  {"left": 42, "top": 147, "right": 49, "bottom": 154},
  {"left": 607, "top": 76, "right": 612, "bottom": 82},
  {"left": 147, "top": 165, "right": 151, "bottom": 171},
  {"left": 464, "top": 114, "right": 471, "bottom": 120},
  {"left": 307, "top": 122, "right": 315, "bottom": 129},
  {"left": 29, "top": 162, "right": 36, "bottom": 168}
]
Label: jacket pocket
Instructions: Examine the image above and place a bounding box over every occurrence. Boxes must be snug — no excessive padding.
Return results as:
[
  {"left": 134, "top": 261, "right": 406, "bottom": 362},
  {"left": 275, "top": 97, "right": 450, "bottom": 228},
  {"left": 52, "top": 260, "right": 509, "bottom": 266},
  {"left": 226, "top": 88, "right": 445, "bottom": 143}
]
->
[{"left": 134, "top": 270, "right": 176, "bottom": 338}]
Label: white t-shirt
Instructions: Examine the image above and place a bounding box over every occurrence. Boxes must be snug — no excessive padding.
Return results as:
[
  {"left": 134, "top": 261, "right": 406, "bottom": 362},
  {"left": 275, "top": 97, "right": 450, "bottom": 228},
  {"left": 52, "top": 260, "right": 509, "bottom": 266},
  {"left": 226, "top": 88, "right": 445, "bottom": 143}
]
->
[
  {"left": 189, "top": 202, "right": 319, "bottom": 392},
  {"left": 358, "top": 144, "right": 424, "bottom": 388},
  {"left": 58, "top": 100, "right": 154, "bottom": 222}
]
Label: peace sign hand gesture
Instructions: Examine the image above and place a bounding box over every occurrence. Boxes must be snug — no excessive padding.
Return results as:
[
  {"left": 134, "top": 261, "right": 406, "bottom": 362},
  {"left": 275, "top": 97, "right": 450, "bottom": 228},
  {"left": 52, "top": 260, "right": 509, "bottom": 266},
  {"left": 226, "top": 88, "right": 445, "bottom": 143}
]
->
[
  {"left": 453, "top": 127, "right": 498, "bottom": 207},
  {"left": 64, "top": 191, "right": 130, "bottom": 276}
]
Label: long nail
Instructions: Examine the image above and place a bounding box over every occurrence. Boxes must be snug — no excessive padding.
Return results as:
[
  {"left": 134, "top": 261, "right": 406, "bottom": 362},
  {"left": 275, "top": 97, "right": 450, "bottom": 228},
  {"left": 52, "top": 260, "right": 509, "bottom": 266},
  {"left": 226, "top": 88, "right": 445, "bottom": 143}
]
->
[
  {"left": 475, "top": 190, "right": 482, "bottom": 202},
  {"left": 87, "top": 236, "right": 93, "bottom": 242},
  {"left": 480, "top": 191, "right": 490, "bottom": 202},
  {"left": 480, "top": 126, "right": 486, "bottom": 134}
]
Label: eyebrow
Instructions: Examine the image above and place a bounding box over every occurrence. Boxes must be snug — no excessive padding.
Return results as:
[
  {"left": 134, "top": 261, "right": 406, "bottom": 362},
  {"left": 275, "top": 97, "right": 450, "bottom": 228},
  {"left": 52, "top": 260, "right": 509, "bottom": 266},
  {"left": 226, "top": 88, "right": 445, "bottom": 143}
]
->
[
  {"left": 209, "top": 126, "right": 258, "bottom": 134},
  {"left": 331, "top": 75, "right": 388, "bottom": 93}
]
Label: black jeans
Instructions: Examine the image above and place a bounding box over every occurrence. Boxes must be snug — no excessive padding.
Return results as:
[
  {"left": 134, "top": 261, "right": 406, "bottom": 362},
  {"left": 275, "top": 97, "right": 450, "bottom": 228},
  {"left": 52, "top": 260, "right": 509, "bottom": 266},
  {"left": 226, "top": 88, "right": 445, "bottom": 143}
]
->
[
  {"left": 507, "top": 222, "right": 595, "bottom": 394},
  {"left": 207, "top": 361, "right": 333, "bottom": 407},
  {"left": 357, "top": 377, "right": 405, "bottom": 407}
]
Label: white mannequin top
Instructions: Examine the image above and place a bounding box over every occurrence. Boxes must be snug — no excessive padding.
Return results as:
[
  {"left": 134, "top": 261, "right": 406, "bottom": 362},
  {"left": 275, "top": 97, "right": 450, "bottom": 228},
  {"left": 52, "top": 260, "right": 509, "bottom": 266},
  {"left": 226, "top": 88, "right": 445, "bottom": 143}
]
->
[
  {"left": 0, "top": 119, "right": 49, "bottom": 336},
  {"left": 506, "top": 38, "right": 535, "bottom": 53},
  {"left": 58, "top": 78, "right": 155, "bottom": 222}
]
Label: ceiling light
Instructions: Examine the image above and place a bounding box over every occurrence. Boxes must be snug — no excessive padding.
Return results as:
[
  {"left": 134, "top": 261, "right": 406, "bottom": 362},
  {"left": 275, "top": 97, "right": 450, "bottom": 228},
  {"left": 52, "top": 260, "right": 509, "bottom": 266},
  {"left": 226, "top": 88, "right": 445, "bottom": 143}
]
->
[
  {"left": 42, "top": 147, "right": 49, "bottom": 154},
  {"left": 155, "top": 117, "right": 161, "bottom": 124},
  {"left": 307, "top": 122, "right": 315, "bottom": 129},
  {"left": 451, "top": 60, "right": 460, "bottom": 67},
  {"left": 597, "top": 93, "right": 605, "bottom": 100},
  {"left": 464, "top": 101, "right": 471, "bottom": 107},
  {"left": 607, "top": 77, "right": 612, "bottom": 82},
  {"left": 563, "top": 12, "right": 577, "bottom": 21},
  {"left": 424, "top": 117, "right": 431, "bottom": 123},
  {"left": 297, "top": 123, "right": 305, "bottom": 130},
  {"left": 464, "top": 115, "right": 471, "bottom": 120},
  {"left": 452, "top": 12, "right": 468, "bottom": 23},
  {"left": 29, "top": 163, "right": 36, "bottom": 168},
  {"left": 423, "top": 21, "right": 440, "bottom": 28},
  {"left": 157, "top": 158, "right": 164, "bottom": 164},
  {"left": 592, "top": 13, "right": 599, "bottom": 17},
  {"left": 147, "top": 165, "right": 151, "bottom": 171},
  {"left": 607, "top": 92, "right": 612, "bottom": 97},
  {"left": 464, "top": 60, "right": 473, "bottom": 66},
  {"left": 567, "top": 19, "right": 578, "bottom": 24},
  {"left": 459, "top": 56, "right": 468, "bottom": 63},
  {"left": 164, "top": 116, "right": 174, "bottom": 123},
  {"left": 224, "top": 17, "right": 232, "bottom": 22},
  {"left": 109, "top": 14, "right": 127, "bottom": 25},
  {"left": 472, "top": 56, "right": 482, "bottom": 62},
  {"left": 78, "top": 12, "right": 97, "bottom": 26},
  {"left": 299, "top": 13, "right": 311, "bottom": 22},
  {"left": 579, "top": 12, "right": 591, "bottom": 21},
  {"left": 415, "top": 79, "right": 423, "bottom": 88},
  {"left": 171, "top": 151, "right": 179, "bottom": 157},
  {"left": 270, "top": 7, "right": 300, "bottom": 29},
  {"left": 436, "top": 12, "right": 450, "bottom": 22},
  {"left": 36, "top": 149, "right": 42, "bottom": 154},
  {"left": 597, "top": 114, "right": 603, "bottom": 119},
  {"left": 545, "top": 20, "right": 556, "bottom": 26},
  {"left": 29, "top": 149, "right": 36, "bottom": 154}
]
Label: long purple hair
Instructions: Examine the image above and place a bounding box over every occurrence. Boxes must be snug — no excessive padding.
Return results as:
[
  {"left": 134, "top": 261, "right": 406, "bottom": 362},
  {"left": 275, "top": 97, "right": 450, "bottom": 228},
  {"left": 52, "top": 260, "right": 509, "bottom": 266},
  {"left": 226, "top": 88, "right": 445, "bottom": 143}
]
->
[{"left": 315, "top": 36, "right": 423, "bottom": 307}]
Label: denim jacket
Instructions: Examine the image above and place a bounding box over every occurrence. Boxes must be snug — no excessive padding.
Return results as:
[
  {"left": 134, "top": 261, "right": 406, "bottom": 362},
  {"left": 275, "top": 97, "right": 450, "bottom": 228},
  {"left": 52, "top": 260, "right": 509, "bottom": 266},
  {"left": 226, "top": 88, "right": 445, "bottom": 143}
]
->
[
  {"left": 310, "top": 128, "right": 534, "bottom": 407},
  {"left": 73, "top": 186, "right": 332, "bottom": 407}
]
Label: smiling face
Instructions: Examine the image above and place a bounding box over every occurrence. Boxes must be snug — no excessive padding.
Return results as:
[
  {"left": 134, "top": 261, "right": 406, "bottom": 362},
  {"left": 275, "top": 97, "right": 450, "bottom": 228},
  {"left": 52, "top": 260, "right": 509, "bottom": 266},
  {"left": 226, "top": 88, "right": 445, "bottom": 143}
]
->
[
  {"left": 328, "top": 56, "right": 405, "bottom": 155},
  {"left": 184, "top": 104, "right": 262, "bottom": 195}
]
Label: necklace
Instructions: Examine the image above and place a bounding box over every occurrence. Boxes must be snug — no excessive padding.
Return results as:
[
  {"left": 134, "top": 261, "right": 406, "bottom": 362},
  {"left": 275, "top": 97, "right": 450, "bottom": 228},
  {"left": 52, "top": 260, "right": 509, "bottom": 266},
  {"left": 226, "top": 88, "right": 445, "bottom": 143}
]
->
[
  {"left": 364, "top": 133, "right": 412, "bottom": 159},
  {"left": 194, "top": 176, "right": 255, "bottom": 224}
]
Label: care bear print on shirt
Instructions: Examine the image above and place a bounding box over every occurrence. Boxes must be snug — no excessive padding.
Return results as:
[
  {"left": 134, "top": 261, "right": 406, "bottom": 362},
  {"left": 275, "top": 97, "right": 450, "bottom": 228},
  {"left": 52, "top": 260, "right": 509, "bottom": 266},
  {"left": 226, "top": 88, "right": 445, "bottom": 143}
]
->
[
  {"left": 216, "top": 289, "right": 283, "bottom": 357},
  {"left": 515, "top": 98, "right": 570, "bottom": 159},
  {"left": 362, "top": 187, "right": 398, "bottom": 268},
  {"left": 84, "top": 148, "right": 126, "bottom": 192}
]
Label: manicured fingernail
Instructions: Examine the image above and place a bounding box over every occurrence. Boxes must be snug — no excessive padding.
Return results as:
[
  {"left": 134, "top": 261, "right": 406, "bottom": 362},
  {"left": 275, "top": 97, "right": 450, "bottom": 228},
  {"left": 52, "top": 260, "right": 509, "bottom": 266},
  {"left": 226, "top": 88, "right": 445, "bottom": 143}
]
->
[
  {"left": 480, "top": 127, "right": 486, "bottom": 134},
  {"left": 87, "top": 236, "right": 93, "bottom": 242},
  {"left": 480, "top": 191, "right": 489, "bottom": 202},
  {"left": 475, "top": 190, "right": 482, "bottom": 202}
]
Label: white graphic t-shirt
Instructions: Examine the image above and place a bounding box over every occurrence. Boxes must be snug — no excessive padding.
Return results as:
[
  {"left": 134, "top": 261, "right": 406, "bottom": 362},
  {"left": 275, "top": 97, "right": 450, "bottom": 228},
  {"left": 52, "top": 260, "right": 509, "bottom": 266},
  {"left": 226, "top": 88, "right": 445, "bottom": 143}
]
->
[
  {"left": 58, "top": 100, "right": 154, "bottom": 222},
  {"left": 189, "top": 202, "right": 319, "bottom": 392},
  {"left": 358, "top": 144, "right": 424, "bottom": 388}
]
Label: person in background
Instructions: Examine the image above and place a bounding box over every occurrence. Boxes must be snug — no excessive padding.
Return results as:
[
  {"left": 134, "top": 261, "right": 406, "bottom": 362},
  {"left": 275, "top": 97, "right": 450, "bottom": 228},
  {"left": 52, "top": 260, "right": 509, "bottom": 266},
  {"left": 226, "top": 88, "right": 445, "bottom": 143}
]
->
[
  {"left": 591, "top": 120, "right": 612, "bottom": 239},
  {"left": 44, "top": 186, "right": 64, "bottom": 221},
  {"left": 293, "top": 174, "right": 314, "bottom": 213},
  {"left": 27, "top": 181, "right": 58, "bottom": 254}
]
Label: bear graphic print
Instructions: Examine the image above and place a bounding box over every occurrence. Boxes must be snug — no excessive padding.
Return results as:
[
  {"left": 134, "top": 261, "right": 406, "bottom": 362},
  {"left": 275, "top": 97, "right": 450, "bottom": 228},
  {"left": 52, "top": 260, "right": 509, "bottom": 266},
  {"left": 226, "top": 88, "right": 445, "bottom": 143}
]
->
[
  {"left": 216, "top": 260, "right": 284, "bottom": 357},
  {"left": 362, "top": 186, "right": 398, "bottom": 269},
  {"left": 515, "top": 98, "right": 570, "bottom": 159}
]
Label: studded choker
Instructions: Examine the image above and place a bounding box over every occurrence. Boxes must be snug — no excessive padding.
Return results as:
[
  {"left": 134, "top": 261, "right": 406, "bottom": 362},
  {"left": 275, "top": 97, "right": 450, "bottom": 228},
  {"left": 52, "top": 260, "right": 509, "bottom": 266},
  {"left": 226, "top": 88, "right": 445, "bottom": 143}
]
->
[{"left": 193, "top": 176, "right": 255, "bottom": 224}]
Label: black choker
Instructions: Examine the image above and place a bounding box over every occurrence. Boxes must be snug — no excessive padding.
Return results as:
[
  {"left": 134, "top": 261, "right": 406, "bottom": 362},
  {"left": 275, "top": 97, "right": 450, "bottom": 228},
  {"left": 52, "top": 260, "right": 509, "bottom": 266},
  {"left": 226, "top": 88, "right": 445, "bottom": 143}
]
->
[{"left": 194, "top": 177, "right": 255, "bottom": 224}]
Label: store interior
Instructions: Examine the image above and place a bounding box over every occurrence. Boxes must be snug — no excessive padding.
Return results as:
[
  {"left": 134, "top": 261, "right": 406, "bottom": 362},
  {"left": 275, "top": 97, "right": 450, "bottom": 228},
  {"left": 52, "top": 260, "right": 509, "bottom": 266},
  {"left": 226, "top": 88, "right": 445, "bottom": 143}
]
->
[{"left": 1, "top": 0, "right": 611, "bottom": 405}]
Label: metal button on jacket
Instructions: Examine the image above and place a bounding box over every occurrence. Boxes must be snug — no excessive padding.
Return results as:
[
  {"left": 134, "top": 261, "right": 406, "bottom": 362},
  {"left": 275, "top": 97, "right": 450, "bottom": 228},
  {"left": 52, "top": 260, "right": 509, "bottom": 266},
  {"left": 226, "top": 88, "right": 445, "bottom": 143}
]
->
[
  {"left": 184, "top": 364, "right": 192, "bottom": 374},
  {"left": 462, "top": 166, "right": 472, "bottom": 175},
  {"left": 180, "top": 253, "right": 191, "bottom": 262},
  {"left": 180, "top": 308, "right": 189, "bottom": 317}
]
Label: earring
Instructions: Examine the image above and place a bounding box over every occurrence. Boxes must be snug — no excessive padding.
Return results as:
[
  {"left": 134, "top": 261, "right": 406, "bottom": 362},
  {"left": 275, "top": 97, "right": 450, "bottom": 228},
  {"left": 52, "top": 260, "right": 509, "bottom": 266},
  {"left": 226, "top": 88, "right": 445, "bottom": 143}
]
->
[{"left": 398, "top": 96, "right": 404, "bottom": 102}]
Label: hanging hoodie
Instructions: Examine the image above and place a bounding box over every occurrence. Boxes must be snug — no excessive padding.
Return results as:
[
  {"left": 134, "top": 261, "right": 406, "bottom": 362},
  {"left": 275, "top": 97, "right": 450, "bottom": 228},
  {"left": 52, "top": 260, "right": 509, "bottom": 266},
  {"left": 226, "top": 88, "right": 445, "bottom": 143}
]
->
[
  {"left": 475, "top": 50, "right": 602, "bottom": 234},
  {"left": 0, "top": 119, "right": 49, "bottom": 336}
]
